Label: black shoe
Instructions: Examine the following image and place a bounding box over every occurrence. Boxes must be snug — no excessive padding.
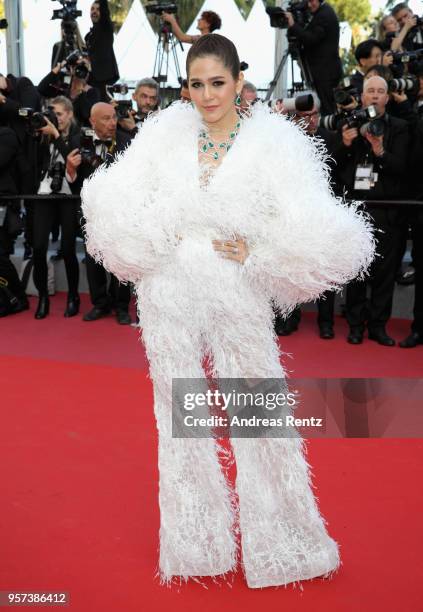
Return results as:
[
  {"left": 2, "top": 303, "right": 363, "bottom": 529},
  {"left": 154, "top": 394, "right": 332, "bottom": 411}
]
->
[
  {"left": 64, "top": 294, "right": 80, "bottom": 318},
  {"left": 368, "top": 329, "right": 396, "bottom": 346},
  {"left": 83, "top": 307, "right": 110, "bottom": 321},
  {"left": 35, "top": 296, "right": 50, "bottom": 319},
  {"left": 396, "top": 267, "right": 415, "bottom": 286},
  {"left": 319, "top": 325, "right": 334, "bottom": 339},
  {"left": 399, "top": 332, "right": 423, "bottom": 348},
  {"left": 116, "top": 310, "right": 131, "bottom": 325},
  {"left": 347, "top": 329, "right": 363, "bottom": 344},
  {"left": 275, "top": 320, "right": 298, "bottom": 336}
]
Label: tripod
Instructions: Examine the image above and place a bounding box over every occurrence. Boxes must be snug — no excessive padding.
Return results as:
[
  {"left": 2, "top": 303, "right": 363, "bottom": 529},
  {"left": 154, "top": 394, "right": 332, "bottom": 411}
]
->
[
  {"left": 265, "top": 38, "right": 314, "bottom": 101},
  {"left": 153, "top": 21, "right": 183, "bottom": 87}
]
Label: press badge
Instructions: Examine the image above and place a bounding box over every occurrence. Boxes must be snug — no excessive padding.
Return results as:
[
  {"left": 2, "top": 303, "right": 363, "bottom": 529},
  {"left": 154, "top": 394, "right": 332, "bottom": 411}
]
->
[{"left": 354, "top": 163, "right": 377, "bottom": 190}]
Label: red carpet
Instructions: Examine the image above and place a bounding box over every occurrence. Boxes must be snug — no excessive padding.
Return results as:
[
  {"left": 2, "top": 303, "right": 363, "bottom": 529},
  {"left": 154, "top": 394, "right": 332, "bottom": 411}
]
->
[{"left": 1, "top": 293, "right": 422, "bottom": 612}]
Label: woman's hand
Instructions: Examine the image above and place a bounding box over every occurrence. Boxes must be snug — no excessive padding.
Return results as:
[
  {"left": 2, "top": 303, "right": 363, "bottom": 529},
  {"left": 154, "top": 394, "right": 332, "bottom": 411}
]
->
[
  {"left": 161, "top": 12, "right": 175, "bottom": 23},
  {"left": 212, "top": 237, "right": 249, "bottom": 264}
]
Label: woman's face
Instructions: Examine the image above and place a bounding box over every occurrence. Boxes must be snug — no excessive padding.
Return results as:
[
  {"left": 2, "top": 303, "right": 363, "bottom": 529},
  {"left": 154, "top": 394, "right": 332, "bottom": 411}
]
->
[
  {"left": 188, "top": 56, "right": 242, "bottom": 125},
  {"left": 383, "top": 16, "right": 399, "bottom": 33},
  {"left": 52, "top": 104, "right": 73, "bottom": 133}
]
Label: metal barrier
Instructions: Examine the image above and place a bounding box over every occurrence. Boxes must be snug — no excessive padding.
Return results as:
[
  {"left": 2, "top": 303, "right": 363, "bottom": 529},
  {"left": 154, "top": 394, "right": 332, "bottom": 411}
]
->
[{"left": 0, "top": 195, "right": 422, "bottom": 206}]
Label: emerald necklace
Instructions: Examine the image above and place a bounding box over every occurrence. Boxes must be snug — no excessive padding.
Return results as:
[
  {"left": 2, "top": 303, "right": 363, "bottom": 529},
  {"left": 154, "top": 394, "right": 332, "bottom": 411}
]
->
[{"left": 199, "top": 119, "right": 241, "bottom": 161}]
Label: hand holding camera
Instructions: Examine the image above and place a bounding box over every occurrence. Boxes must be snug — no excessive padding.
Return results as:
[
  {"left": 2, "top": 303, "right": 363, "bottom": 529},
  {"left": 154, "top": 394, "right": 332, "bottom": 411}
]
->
[
  {"left": 342, "top": 124, "right": 359, "bottom": 147},
  {"left": 66, "top": 148, "right": 82, "bottom": 182},
  {"left": 38, "top": 116, "right": 60, "bottom": 140},
  {"left": 283, "top": 11, "right": 295, "bottom": 28}
]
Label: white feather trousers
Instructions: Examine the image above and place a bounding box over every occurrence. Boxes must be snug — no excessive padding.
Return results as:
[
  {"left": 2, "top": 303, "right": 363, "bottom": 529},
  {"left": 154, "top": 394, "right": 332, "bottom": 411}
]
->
[{"left": 81, "top": 101, "right": 376, "bottom": 588}]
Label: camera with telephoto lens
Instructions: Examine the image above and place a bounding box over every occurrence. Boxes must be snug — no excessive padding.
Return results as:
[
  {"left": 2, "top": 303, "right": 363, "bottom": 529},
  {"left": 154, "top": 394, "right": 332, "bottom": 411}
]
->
[
  {"left": 333, "top": 77, "right": 360, "bottom": 107},
  {"left": 107, "top": 84, "right": 129, "bottom": 96},
  {"left": 276, "top": 93, "right": 315, "bottom": 112},
  {"left": 392, "top": 48, "right": 423, "bottom": 65},
  {"left": 48, "top": 161, "right": 65, "bottom": 193},
  {"left": 51, "top": 0, "right": 82, "bottom": 22},
  {"left": 266, "top": 1, "right": 309, "bottom": 29},
  {"left": 18, "top": 107, "right": 58, "bottom": 136},
  {"left": 388, "top": 76, "right": 419, "bottom": 94},
  {"left": 146, "top": 1, "right": 177, "bottom": 16},
  {"left": 320, "top": 105, "right": 378, "bottom": 131}
]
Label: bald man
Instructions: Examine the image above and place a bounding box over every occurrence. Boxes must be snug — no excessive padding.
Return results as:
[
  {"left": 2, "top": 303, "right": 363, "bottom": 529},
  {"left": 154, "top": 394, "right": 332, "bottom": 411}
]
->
[
  {"left": 333, "top": 75, "right": 409, "bottom": 346},
  {"left": 66, "top": 102, "right": 132, "bottom": 324}
]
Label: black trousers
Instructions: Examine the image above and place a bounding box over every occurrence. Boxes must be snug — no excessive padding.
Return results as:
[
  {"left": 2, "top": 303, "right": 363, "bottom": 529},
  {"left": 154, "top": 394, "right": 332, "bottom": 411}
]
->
[
  {"left": 311, "top": 74, "right": 339, "bottom": 116},
  {"left": 317, "top": 290, "right": 335, "bottom": 325},
  {"left": 33, "top": 198, "right": 79, "bottom": 296},
  {"left": 275, "top": 290, "right": 336, "bottom": 328},
  {"left": 410, "top": 211, "right": 423, "bottom": 334},
  {"left": 84, "top": 248, "right": 130, "bottom": 312},
  {"left": 346, "top": 207, "right": 401, "bottom": 332}
]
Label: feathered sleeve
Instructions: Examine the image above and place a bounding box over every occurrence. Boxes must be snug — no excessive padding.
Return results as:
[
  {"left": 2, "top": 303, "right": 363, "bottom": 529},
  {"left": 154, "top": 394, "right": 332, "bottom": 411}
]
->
[
  {"left": 241, "top": 108, "right": 376, "bottom": 316},
  {"left": 80, "top": 115, "right": 180, "bottom": 284}
]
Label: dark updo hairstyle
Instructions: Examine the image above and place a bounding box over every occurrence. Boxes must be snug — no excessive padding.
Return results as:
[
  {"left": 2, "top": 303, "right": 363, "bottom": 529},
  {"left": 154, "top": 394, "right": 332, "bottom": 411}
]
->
[
  {"left": 201, "top": 11, "right": 222, "bottom": 33},
  {"left": 364, "top": 63, "right": 393, "bottom": 81},
  {"left": 186, "top": 34, "right": 240, "bottom": 80}
]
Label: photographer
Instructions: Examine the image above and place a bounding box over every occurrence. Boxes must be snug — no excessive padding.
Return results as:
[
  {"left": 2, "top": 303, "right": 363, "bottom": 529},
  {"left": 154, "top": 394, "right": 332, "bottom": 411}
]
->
[
  {"left": 364, "top": 64, "right": 419, "bottom": 125},
  {"left": 0, "top": 73, "right": 42, "bottom": 259},
  {"left": 161, "top": 10, "right": 221, "bottom": 44},
  {"left": 66, "top": 102, "right": 132, "bottom": 324},
  {"left": 117, "top": 78, "right": 160, "bottom": 136},
  {"left": 0, "top": 126, "right": 29, "bottom": 316},
  {"left": 333, "top": 76, "right": 409, "bottom": 346},
  {"left": 32, "top": 97, "right": 80, "bottom": 320},
  {"left": 349, "top": 40, "right": 384, "bottom": 94},
  {"left": 285, "top": 0, "right": 343, "bottom": 114},
  {"left": 392, "top": 2, "right": 423, "bottom": 51},
  {"left": 38, "top": 55, "right": 101, "bottom": 127},
  {"left": 275, "top": 93, "right": 339, "bottom": 338},
  {"left": 51, "top": 19, "right": 87, "bottom": 68},
  {"left": 240, "top": 81, "right": 258, "bottom": 111},
  {"left": 380, "top": 11, "right": 419, "bottom": 53},
  {"left": 85, "top": 0, "right": 119, "bottom": 98}
]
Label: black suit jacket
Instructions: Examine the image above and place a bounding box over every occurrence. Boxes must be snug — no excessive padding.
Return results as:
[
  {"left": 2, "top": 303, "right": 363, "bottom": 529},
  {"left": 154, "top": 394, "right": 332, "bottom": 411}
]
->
[
  {"left": 85, "top": 0, "right": 119, "bottom": 85},
  {"left": 70, "top": 129, "right": 131, "bottom": 195},
  {"left": 0, "top": 75, "right": 42, "bottom": 194},
  {"left": 288, "top": 1, "right": 343, "bottom": 82},
  {"left": 332, "top": 113, "right": 410, "bottom": 205}
]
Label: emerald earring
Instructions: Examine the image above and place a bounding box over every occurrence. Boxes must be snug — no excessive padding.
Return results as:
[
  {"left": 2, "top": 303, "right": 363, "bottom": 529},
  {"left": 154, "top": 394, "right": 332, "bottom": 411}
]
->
[{"left": 235, "top": 93, "right": 241, "bottom": 105}]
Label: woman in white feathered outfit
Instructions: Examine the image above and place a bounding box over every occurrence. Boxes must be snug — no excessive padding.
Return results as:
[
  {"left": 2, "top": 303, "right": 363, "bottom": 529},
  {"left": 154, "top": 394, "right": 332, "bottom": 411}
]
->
[{"left": 81, "top": 35, "right": 375, "bottom": 589}]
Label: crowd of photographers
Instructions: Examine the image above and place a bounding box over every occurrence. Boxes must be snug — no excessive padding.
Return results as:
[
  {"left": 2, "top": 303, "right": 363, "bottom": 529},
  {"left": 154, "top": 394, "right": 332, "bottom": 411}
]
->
[{"left": 0, "top": 0, "right": 422, "bottom": 349}]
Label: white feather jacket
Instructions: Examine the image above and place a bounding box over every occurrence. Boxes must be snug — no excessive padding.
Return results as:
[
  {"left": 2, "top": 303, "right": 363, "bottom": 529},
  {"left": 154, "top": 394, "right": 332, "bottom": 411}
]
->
[{"left": 81, "top": 101, "right": 376, "bottom": 315}]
